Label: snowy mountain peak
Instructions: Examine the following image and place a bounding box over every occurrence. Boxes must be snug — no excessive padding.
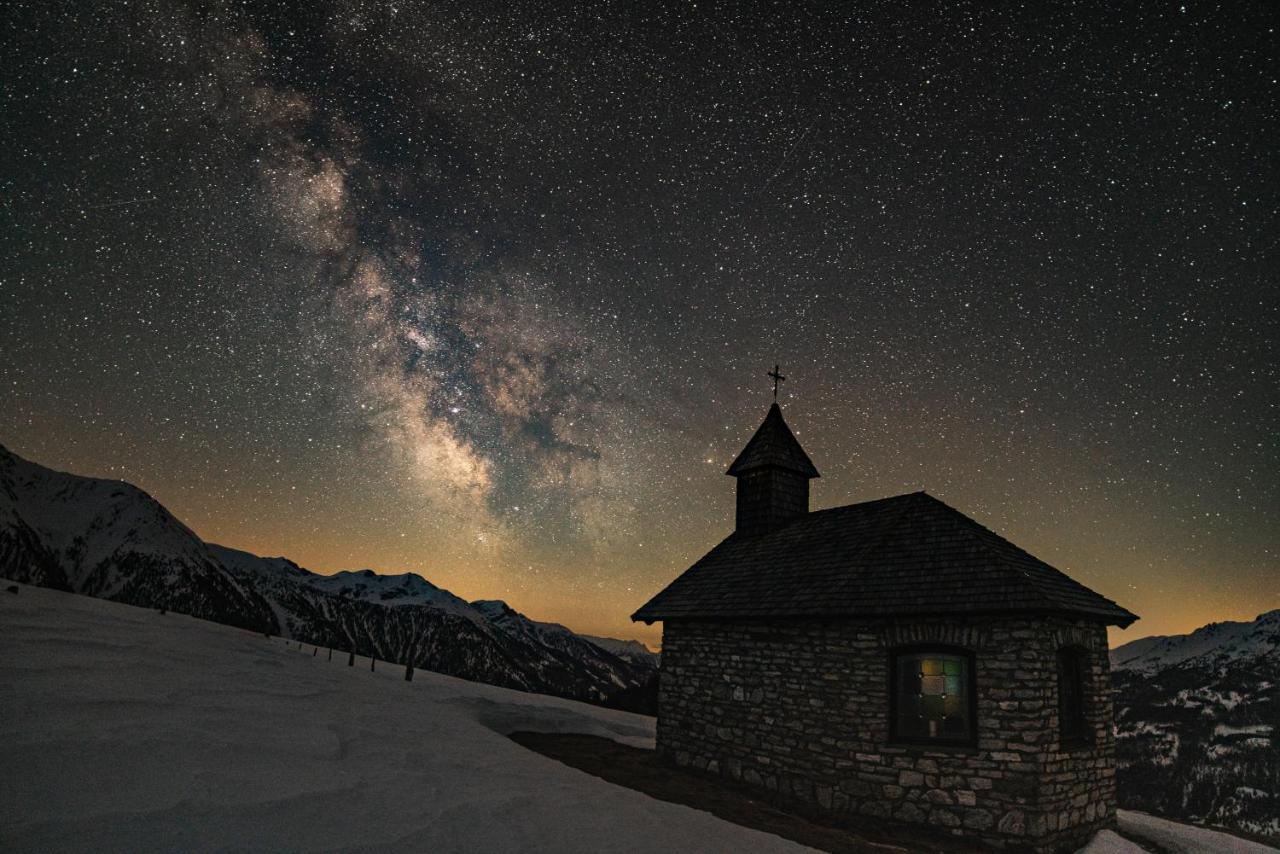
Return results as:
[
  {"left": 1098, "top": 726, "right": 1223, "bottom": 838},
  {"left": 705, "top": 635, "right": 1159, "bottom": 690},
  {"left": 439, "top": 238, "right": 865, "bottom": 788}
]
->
[
  {"left": 1111, "top": 609, "right": 1280, "bottom": 674},
  {"left": 307, "top": 567, "right": 474, "bottom": 613},
  {"left": 1, "top": 446, "right": 211, "bottom": 574},
  {"left": 0, "top": 446, "right": 275, "bottom": 632},
  {"left": 472, "top": 599, "right": 577, "bottom": 636},
  {"left": 211, "top": 544, "right": 312, "bottom": 579},
  {"left": 471, "top": 599, "right": 518, "bottom": 618}
]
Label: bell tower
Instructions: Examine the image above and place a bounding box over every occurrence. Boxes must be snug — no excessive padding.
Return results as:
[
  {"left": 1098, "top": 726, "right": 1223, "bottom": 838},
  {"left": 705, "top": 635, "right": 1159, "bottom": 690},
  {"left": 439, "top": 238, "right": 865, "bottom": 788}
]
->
[{"left": 726, "top": 402, "right": 820, "bottom": 536}]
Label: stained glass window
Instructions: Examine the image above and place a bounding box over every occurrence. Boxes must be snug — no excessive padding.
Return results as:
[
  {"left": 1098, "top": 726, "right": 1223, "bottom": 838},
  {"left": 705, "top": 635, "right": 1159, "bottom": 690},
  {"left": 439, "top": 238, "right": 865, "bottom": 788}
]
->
[{"left": 892, "top": 651, "right": 973, "bottom": 743}]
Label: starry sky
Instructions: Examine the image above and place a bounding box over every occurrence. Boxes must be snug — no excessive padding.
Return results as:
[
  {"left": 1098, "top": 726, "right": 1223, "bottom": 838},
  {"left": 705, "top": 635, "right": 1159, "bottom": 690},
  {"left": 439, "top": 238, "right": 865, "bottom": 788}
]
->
[{"left": 2, "top": 1, "right": 1276, "bottom": 647}]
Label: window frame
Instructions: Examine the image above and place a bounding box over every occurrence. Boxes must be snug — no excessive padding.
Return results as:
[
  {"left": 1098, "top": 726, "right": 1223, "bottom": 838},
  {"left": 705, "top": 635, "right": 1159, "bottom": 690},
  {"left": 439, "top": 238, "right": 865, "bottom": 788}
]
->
[
  {"left": 887, "top": 645, "right": 979, "bottom": 749},
  {"left": 1056, "top": 645, "right": 1092, "bottom": 749}
]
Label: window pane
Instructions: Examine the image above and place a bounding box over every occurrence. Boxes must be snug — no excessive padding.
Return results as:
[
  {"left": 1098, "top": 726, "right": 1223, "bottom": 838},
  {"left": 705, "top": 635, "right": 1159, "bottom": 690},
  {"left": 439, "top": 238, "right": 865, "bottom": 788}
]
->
[
  {"left": 895, "top": 652, "right": 970, "bottom": 743},
  {"left": 1058, "top": 648, "right": 1088, "bottom": 745}
]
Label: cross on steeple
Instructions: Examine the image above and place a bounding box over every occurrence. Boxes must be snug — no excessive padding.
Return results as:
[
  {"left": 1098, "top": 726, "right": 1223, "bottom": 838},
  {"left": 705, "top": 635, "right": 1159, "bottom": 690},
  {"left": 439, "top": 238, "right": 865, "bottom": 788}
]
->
[{"left": 767, "top": 364, "right": 786, "bottom": 399}]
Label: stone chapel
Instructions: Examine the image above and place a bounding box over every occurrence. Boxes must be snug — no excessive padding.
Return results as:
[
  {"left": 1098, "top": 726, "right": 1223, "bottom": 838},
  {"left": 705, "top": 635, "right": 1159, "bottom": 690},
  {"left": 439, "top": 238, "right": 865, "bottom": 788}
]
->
[{"left": 633, "top": 401, "right": 1137, "bottom": 852}]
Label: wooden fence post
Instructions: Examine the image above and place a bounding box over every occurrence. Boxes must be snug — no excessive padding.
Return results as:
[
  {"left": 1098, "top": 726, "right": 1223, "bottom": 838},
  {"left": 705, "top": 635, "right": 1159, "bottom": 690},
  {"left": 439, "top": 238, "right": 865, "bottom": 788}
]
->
[
  {"left": 348, "top": 651, "right": 355, "bottom": 667},
  {"left": 371, "top": 656, "right": 376, "bottom": 672},
  {"left": 327, "top": 647, "right": 333, "bottom": 661},
  {"left": 405, "top": 661, "right": 414, "bottom": 681}
]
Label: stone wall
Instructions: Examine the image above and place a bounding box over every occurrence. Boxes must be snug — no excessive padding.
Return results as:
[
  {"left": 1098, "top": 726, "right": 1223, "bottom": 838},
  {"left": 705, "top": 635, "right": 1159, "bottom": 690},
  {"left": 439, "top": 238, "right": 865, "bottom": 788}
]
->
[{"left": 657, "top": 617, "right": 1116, "bottom": 852}]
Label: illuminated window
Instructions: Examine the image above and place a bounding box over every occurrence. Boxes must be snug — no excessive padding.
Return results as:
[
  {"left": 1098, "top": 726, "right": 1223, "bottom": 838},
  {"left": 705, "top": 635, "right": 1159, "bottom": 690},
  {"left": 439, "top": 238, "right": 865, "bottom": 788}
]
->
[
  {"left": 1057, "top": 647, "right": 1090, "bottom": 747},
  {"left": 891, "top": 650, "right": 975, "bottom": 745}
]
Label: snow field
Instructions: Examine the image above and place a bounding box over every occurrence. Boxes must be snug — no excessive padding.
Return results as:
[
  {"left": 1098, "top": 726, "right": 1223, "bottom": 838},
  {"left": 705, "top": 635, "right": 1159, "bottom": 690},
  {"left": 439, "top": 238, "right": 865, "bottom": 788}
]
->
[
  {"left": 0, "top": 584, "right": 806, "bottom": 853},
  {"left": 4, "top": 583, "right": 1272, "bottom": 854}
]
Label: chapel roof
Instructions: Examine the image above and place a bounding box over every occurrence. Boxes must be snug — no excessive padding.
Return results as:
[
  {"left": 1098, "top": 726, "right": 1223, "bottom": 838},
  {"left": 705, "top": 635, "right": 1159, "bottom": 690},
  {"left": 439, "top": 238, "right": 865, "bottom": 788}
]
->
[{"left": 632, "top": 490, "right": 1138, "bottom": 627}]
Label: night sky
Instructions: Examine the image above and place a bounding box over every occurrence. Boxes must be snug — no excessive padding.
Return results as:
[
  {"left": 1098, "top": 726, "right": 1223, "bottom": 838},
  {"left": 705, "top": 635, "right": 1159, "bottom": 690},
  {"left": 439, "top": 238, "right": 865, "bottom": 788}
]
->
[{"left": 3, "top": 2, "right": 1276, "bottom": 646}]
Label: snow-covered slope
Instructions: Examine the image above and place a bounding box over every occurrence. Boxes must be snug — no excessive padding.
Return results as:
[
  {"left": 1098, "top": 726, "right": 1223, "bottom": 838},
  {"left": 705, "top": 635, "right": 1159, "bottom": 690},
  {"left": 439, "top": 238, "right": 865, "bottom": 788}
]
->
[
  {"left": 1111, "top": 610, "right": 1280, "bottom": 674},
  {"left": 1078, "top": 812, "right": 1278, "bottom": 853},
  {"left": 1110, "top": 611, "right": 1279, "bottom": 842},
  {"left": 0, "top": 583, "right": 805, "bottom": 853},
  {"left": 2, "top": 586, "right": 1267, "bottom": 854}
]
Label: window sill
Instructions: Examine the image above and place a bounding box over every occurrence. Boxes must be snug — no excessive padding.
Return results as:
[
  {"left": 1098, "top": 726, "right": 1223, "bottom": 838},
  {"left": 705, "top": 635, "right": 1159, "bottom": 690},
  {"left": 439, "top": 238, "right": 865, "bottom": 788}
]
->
[{"left": 1057, "top": 740, "right": 1094, "bottom": 753}]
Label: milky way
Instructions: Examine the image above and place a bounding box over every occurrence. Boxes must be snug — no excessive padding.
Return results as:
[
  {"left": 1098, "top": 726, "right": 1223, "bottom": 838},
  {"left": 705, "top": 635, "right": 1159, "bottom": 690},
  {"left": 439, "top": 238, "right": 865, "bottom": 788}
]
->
[{"left": 2, "top": 2, "right": 1276, "bottom": 643}]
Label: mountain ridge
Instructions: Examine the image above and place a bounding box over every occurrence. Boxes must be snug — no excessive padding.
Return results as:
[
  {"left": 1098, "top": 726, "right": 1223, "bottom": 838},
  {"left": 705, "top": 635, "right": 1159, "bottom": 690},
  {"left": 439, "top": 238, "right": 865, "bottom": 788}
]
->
[
  {"left": 0, "top": 444, "right": 657, "bottom": 713},
  {"left": 1109, "top": 608, "right": 1277, "bottom": 842},
  {"left": 1110, "top": 609, "right": 1280, "bottom": 673}
]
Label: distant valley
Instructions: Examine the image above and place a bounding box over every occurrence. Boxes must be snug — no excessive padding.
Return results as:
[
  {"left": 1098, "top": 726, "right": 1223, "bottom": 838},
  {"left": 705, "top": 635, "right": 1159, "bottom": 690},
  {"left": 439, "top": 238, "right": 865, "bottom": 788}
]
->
[{"left": 1111, "top": 609, "right": 1279, "bottom": 842}]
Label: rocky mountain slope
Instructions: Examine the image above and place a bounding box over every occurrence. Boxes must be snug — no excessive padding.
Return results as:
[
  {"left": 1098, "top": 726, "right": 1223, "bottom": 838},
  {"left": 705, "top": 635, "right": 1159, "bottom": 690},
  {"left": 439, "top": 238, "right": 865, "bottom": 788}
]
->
[
  {"left": 580, "top": 634, "right": 661, "bottom": 668},
  {"left": 0, "top": 444, "right": 277, "bottom": 632},
  {"left": 1111, "top": 610, "right": 1279, "bottom": 842},
  {"left": 0, "top": 444, "right": 657, "bottom": 713}
]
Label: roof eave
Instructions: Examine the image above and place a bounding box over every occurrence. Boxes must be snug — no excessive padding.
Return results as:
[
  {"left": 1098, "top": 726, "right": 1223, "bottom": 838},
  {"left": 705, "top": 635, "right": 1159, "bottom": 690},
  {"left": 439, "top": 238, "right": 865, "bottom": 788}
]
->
[
  {"left": 723, "top": 461, "right": 822, "bottom": 478},
  {"left": 1112, "top": 610, "right": 1140, "bottom": 629},
  {"left": 630, "top": 607, "right": 1139, "bottom": 628}
]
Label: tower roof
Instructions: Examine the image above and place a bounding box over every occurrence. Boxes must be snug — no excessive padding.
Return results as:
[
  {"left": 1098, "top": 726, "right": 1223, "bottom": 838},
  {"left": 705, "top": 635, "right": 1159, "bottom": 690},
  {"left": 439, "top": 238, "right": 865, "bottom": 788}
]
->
[{"left": 726, "top": 403, "right": 820, "bottom": 479}]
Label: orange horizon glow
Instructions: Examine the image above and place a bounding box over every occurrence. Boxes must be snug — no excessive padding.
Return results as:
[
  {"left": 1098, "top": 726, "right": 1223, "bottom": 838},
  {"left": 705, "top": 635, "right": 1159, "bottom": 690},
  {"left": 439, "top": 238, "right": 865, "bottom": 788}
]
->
[
  {"left": 34, "top": 429, "right": 1262, "bottom": 655},
  {"left": 7, "top": 378, "right": 1275, "bottom": 659}
]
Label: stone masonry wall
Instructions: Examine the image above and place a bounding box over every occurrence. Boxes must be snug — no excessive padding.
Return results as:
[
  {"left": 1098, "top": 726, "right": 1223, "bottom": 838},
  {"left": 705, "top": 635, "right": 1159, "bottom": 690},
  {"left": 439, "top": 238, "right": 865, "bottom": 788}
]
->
[{"left": 657, "top": 617, "right": 1116, "bottom": 852}]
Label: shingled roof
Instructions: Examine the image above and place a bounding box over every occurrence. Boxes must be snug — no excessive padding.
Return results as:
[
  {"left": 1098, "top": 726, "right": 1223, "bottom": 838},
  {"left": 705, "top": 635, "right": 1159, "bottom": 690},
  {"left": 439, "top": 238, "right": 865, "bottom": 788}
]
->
[
  {"left": 726, "top": 403, "right": 820, "bottom": 478},
  {"left": 632, "top": 491, "right": 1137, "bottom": 627}
]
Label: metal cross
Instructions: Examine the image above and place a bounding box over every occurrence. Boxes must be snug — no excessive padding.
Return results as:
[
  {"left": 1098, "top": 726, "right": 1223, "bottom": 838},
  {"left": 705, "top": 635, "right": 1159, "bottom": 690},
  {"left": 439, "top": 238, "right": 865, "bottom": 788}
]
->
[{"left": 767, "top": 364, "right": 786, "bottom": 399}]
